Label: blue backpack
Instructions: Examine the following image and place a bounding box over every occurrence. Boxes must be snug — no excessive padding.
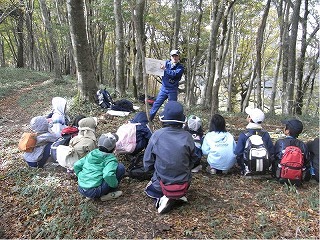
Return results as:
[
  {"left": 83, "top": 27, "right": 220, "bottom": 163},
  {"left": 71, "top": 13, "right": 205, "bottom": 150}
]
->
[{"left": 96, "top": 89, "right": 114, "bottom": 109}]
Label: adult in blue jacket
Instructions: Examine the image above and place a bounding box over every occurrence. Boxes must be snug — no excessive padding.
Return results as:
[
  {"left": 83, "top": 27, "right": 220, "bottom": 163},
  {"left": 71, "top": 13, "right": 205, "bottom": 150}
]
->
[{"left": 149, "top": 50, "right": 184, "bottom": 121}]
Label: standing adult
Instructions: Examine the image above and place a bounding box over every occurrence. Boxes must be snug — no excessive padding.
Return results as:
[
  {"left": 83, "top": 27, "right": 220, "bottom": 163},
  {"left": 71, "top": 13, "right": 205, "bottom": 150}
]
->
[{"left": 149, "top": 50, "right": 184, "bottom": 121}]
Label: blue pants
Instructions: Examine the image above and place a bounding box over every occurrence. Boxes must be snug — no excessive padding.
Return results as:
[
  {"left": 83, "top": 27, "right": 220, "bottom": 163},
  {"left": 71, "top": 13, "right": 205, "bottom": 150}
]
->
[
  {"left": 78, "top": 163, "right": 125, "bottom": 199},
  {"left": 149, "top": 88, "right": 178, "bottom": 121},
  {"left": 145, "top": 178, "right": 164, "bottom": 199}
]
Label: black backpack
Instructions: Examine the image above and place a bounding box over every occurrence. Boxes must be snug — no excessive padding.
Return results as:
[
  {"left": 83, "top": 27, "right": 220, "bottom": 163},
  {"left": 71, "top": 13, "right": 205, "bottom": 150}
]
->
[
  {"left": 96, "top": 89, "right": 114, "bottom": 109},
  {"left": 111, "top": 99, "right": 134, "bottom": 112},
  {"left": 127, "top": 152, "right": 153, "bottom": 181},
  {"left": 243, "top": 131, "right": 270, "bottom": 175}
]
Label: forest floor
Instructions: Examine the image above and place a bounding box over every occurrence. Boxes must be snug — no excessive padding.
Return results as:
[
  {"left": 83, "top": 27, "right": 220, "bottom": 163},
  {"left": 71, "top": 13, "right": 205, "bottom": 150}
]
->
[{"left": 0, "top": 76, "right": 319, "bottom": 239}]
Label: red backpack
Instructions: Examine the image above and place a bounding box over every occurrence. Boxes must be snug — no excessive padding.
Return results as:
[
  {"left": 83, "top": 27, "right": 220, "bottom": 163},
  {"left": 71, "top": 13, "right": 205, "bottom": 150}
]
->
[{"left": 277, "top": 146, "right": 304, "bottom": 185}]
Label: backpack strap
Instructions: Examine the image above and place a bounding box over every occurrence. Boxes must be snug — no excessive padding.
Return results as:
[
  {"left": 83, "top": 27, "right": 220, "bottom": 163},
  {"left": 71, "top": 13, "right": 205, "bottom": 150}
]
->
[{"left": 245, "top": 130, "right": 266, "bottom": 138}]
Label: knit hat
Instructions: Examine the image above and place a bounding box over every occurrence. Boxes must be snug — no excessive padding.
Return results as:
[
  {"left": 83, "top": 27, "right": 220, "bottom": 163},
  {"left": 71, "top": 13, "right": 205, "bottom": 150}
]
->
[
  {"left": 159, "top": 101, "right": 186, "bottom": 124},
  {"left": 245, "top": 107, "right": 265, "bottom": 123},
  {"left": 281, "top": 119, "right": 303, "bottom": 135},
  {"left": 98, "top": 133, "right": 119, "bottom": 151},
  {"left": 188, "top": 115, "right": 202, "bottom": 132}
]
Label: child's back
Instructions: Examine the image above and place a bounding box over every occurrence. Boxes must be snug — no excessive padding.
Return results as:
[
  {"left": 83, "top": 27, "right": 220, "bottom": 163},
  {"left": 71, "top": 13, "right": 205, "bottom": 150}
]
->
[
  {"left": 68, "top": 117, "right": 97, "bottom": 161},
  {"left": 234, "top": 107, "right": 273, "bottom": 175},
  {"left": 202, "top": 114, "right": 236, "bottom": 174},
  {"left": 273, "top": 119, "right": 310, "bottom": 185},
  {"left": 129, "top": 112, "right": 152, "bottom": 155},
  {"left": 23, "top": 116, "right": 59, "bottom": 167},
  {"left": 184, "top": 115, "right": 204, "bottom": 172}
]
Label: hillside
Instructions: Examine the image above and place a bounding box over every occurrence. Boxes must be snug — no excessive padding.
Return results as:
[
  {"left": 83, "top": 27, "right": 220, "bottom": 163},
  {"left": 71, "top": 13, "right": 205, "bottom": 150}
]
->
[{"left": 0, "top": 71, "right": 319, "bottom": 239}]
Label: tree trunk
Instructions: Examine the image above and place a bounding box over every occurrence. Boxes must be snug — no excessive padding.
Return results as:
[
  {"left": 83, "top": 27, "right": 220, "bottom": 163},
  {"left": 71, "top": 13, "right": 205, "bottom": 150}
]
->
[
  {"left": 172, "top": 0, "right": 182, "bottom": 50},
  {"left": 67, "top": 0, "right": 96, "bottom": 102},
  {"left": 281, "top": 2, "right": 290, "bottom": 114},
  {"left": 186, "top": 0, "right": 203, "bottom": 107},
  {"left": 210, "top": 1, "right": 234, "bottom": 115},
  {"left": 286, "top": 0, "right": 302, "bottom": 114},
  {"left": 203, "top": 0, "right": 225, "bottom": 108},
  {"left": 114, "top": 0, "right": 126, "bottom": 96},
  {"left": 24, "top": 0, "right": 35, "bottom": 69},
  {"left": 227, "top": 10, "right": 237, "bottom": 112},
  {"left": 130, "top": 0, "right": 145, "bottom": 98},
  {"left": 255, "top": 0, "right": 271, "bottom": 109},
  {"left": 131, "top": 0, "right": 149, "bottom": 118},
  {"left": 242, "top": 57, "right": 257, "bottom": 111},
  {"left": 270, "top": 0, "right": 285, "bottom": 114},
  {"left": 38, "top": 0, "right": 62, "bottom": 82},
  {"left": 295, "top": 3, "right": 319, "bottom": 114},
  {"left": 16, "top": 5, "right": 24, "bottom": 68},
  {"left": 0, "top": 35, "right": 5, "bottom": 67}
]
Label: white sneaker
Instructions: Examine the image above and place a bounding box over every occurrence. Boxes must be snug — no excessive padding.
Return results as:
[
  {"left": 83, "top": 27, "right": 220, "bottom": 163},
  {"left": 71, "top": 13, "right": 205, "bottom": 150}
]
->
[
  {"left": 191, "top": 165, "right": 203, "bottom": 173},
  {"left": 179, "top": 196, "right": 188, "bottom": 202},
  {"left": 157, "top": 196, "right": 175, "bottom": 214},
  {"left": 100, "top": 191, "right": 123, "bottom": 201}
]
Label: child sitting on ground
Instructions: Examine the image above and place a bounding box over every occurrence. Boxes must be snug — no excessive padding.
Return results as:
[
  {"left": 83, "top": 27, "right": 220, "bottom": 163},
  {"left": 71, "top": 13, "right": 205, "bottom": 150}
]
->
[
  {"left": 272, "top": 119, "right": 311, "bottom": 185},
  {"left": 47, "top": 97, "right": 70, "bottom": 135},
  {"left": 202, "top": 114, "right": 236, "bottom": 174},
  {"left": 234, "top": 107, "right": 274, "bottom": 175},
  {"left": 74, "top": 133, "right": 125, "bottom": 201},
  {"left": 23, "top": 116, "right": 60, "bottom": 168},
  {"left": 307, "top": 137, "right": 319, "bottom": 182},
  {"left": 56, "top": 117, "right": 98, "bottom": 172},
  {"left": 184, "top": 115, "right": 204, "bottom": 173},
  {"left": 50, "top": 115, "right": 86, "bottom": 162},
  {"left": 127, "top": 111, "right": 152, "bottom": 155},
  {"left": 144, "top": 101, "right": 198, "bottom": 214},
  {"left": 68, "top": 117, "right": 98, "bottom": 160}
]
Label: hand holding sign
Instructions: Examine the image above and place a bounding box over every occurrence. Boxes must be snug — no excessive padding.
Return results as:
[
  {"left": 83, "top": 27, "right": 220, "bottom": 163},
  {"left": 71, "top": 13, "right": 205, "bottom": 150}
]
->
[{"left": 145, "top": 58, "right": 165, "bottom": 76}]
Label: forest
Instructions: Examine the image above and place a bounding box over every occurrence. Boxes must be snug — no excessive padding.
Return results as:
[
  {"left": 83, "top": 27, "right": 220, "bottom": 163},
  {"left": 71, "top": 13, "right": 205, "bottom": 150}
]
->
[
  {"left": 0, "top": 0, "right": 319, "bottom": 116},
  {"left": 0, "top": 0, "right": 319, "bottom": 238}
]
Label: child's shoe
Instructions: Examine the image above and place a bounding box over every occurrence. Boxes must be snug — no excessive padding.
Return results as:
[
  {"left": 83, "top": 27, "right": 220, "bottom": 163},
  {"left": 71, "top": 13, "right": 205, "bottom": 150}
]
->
[
  {"left": 157, "top": 196, "right": 175, "bottom": 214},
  {"left": 100, "top": 191, "right": 123, "bottom": 201},
  {"left": 191, "top": 164, "right": 202, "bottom": 173},
  {"left": 206, "top": 166, "right": 217, "bottom": 175}
]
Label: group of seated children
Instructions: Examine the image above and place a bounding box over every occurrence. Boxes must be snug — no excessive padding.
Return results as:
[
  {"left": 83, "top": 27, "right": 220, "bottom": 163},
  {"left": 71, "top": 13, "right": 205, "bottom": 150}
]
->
[{"left": 19, "top": 98, "right": 318, "bottom": 215}]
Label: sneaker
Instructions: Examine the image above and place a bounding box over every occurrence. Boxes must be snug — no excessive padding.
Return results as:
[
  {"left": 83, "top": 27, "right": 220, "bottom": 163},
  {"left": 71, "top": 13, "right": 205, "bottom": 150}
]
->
[
  {"left": 157, "top": 196, "right": 175, "bottom": 214},
  {"left": 222, "top": 170, "right": 229, "bottom": 174},
  {"left": 206, "top": 166, "right": 217, "bottom": 175},
  {"left": 191, "top": 164, "right": 203, "bottom": 173},
  {"left": 179, "top": 196, "right": 188, "bottom": 202},
  {"left": 100, "top": 191, "right": 123, "bottom": 201}
]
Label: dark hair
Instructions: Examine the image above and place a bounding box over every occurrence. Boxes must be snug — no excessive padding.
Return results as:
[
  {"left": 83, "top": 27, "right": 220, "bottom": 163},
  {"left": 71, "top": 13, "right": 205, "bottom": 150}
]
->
[
  {"left": 162, "top": 122, "right": 183, "bottom": 128},
  {"left": 209, "top": 114, "right": 227, "bottom": 132},
  {"left": 72, "top": 115, "right": 86, "bottom": 127},
  {"left": 99, "top": 146, "right": 114, "bottom": 153},
  {"left": 285, "top": 124, "right": 300, "bottom": 138}
]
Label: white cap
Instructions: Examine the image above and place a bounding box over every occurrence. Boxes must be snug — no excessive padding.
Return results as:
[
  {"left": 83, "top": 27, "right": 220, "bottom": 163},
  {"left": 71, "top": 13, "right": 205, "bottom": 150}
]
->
[
  {"left": 170, "top": 49, "right": 180, "bottom": 56},
  {"left": 245, "top": 107, "right": 265, "bottom": 123},
  {"left": 187, "top": 115, "right": 202, "bottom": 131}
]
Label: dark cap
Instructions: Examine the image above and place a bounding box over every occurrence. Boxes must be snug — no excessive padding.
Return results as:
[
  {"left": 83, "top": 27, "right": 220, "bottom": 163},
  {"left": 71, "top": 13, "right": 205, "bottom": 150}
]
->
[
  {"left": 281, "top": 119, "right": 303, "bottom": 135},
  {"left": 159, "top": 101, "right": 186, "bottom": 124}
]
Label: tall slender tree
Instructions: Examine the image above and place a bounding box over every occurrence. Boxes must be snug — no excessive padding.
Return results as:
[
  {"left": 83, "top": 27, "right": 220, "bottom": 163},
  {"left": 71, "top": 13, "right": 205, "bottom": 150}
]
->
[
  {"left": 114, "top": 0, "right": 125, "bottom": 96},
  {"left": 67, "top": 0, "right": 96, "bottom": 102}
]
